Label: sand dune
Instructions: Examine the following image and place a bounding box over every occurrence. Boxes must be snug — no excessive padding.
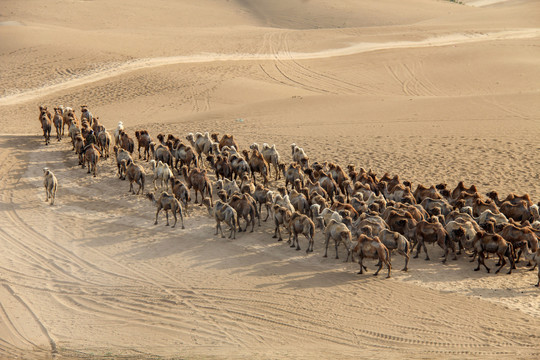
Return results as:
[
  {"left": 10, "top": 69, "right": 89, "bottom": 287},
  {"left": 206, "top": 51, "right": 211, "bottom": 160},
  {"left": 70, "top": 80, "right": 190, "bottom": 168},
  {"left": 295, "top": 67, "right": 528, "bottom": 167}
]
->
[{"left": 0, "top": 0, "right": 539, "bottom": 358}]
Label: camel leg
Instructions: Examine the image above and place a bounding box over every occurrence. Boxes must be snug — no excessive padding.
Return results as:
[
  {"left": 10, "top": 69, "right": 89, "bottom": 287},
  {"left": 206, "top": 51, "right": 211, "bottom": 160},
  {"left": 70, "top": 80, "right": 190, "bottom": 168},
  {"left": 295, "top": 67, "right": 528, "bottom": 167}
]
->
[
  {"left": 165, "top": 210, "right": 170, "bottom": 226},
  {"left": 374, "top": 261, "right": 383, "bottom": 276},
  {"left": 335, "top": 240, "right": 339, "bottom": 259},
  {"left": 154, "top": 208, "right": 161, "bottom": 225},
  {"left": 386, "top": 260, "right": 392, "bottom": 278},
  {"left": 358, "top": 257, "right": 364, "bottom": 274},
  {"left": 413, "top": 240, "right": 421, "bottom": 259},
  {"left": 401, "top": 251, "right": 410, "bottom": 271},
  {"left": 323, "top": 235, "right": 330, "bottom": 258},
  {"left": 423, "top": 242, "right": 430, "bottom": 261},
  {"left": 506, "top": 253, "right": 515, "bottom": 274},
  {"left": 171, "top": 208, "right": 177, "bottom": 228},
  {"left": 536, "top": 267, "right": 540, "bottom": 287},
  {"left": 495, "top": 255, "right": 506, "bottom": 274}
]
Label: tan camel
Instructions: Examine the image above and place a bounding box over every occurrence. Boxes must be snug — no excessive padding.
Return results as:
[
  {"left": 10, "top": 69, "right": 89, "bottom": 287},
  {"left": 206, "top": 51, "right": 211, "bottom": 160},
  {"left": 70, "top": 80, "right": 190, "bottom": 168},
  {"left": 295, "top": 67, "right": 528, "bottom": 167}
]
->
[
  {"left": 146, "top": 191, "right": 185, "bottom": 229},
  {"left": 114, "top": 145, "right": 133, "bottom": 180},
  {"left": 52, "top": 107, "right": 63, "bottom": 141},
  {"left": 352, "top": 234, "right": 392, "bottom": 278},
  {"left": 287, "top": 212, "right": 315, "bottom": 253},
  {"left": 272, "top": 204, "right": 292, "bottom": 242},
  {"left": 203, "top": 198, "right": 237, "bottom": 239},
  {"left": 43, "top": 168, "right": 58, "bottom": 205},
  {"left": 40, "top": 111, "right": 52, "bottom": 145},
  {"left": 323, "top": 219, "right": 353, "bottom": 260},
  {"left": 486, "top": 191, "right": 533, "bottom": 207},
  {"left": 97, "top": 129, "right": 112, "bottom": 159},
  {"left": 83, "top": 144, "right": 101, "bottom": 177},
  {"left": 413, "top": 219, "right": 455, "bottom": 263},
  {"left": 378, "top": 229, "right": 410, "bottom": 271}
]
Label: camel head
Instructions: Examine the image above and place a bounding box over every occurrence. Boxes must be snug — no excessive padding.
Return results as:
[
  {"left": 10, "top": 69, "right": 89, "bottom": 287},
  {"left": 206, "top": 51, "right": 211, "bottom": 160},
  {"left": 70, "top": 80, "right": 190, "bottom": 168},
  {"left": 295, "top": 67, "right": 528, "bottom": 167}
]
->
[
  {"left": 145, "top": 192, "right": 156, "bottom": 203},
  {"left": 43, "top": 167, "right": 50, "bottom": 176}
]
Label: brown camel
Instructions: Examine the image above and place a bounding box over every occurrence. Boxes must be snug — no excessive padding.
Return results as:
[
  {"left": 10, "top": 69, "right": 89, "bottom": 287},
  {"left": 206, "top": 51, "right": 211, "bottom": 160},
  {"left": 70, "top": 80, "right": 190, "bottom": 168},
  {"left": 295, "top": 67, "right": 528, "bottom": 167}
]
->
[
  {"left": 352, "top": 234, "right": 392, "bottom": 278},
  {"left": 181, "top": 166, "right": 213, "bottom": 206}
]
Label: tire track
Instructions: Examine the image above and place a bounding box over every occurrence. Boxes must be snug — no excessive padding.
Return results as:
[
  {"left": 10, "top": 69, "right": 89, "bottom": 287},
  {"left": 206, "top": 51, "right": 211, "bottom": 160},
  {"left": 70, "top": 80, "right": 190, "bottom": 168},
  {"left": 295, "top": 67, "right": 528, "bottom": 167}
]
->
[{"left": 1, "top": 29, "right": 538, "bottom": 105}]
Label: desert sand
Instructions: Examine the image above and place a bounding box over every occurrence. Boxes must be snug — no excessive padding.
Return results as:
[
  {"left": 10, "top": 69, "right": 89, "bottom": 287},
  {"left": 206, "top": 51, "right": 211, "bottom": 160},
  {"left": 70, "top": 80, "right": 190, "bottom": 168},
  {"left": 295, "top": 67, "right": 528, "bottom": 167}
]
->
[{"left": 0, "top": 0, "right": 539, "bottom": 358}]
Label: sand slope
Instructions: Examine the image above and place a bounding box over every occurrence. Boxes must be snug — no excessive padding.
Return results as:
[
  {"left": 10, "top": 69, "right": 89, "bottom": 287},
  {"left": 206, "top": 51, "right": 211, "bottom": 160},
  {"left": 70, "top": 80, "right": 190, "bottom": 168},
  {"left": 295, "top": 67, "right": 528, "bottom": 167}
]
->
[{"left": 0, "top": 0, "right": 539, "bottom": 358}]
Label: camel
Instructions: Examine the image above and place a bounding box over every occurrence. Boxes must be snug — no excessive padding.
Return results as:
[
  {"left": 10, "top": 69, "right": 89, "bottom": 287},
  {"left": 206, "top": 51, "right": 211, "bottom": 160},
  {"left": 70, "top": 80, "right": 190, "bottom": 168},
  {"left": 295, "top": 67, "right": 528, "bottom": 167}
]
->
[
  {"left": 40, "top": 111, "right": 52, "bottom": 145},
  {"left": 229, "top": 193, "right": 257, "bottom": 232},
  {"left": 289, "top": 189, "right": 310, "bottom": 215},
  {"left": 114, "top": 121, "right": 124, "bottom": 146},
  {"left": 281, "top": 162, "right": 305, "bottom": 191},
  {"left": 150, "top": 142, "right": 173, "bottom": 167},
  {"left": 312, "top": 206, "right": 342, "bottom": 229},
  {"left": 171, "top": 178, "right": 190, "bottom": 214},
  {"left": 420, "top": 198, "right": 452, "bottom": 216},
  {"left": 331, "top": 201, "right": 359, "bottom": 220},
  {"left": 451, "top": 181, "right": 478, "bottom": 200},
  {"left": 261, "top": 144, "right": 281, "bottom": 180},
  {"left": 472, "top": 198, "right": 498, "bottom": 217},
  {"left": 378, "top": 229, "right": 410, "bottom": 271},
  {"left": 499, "top": 200, "right": 531, "bottom": 222},
  {"left": 119, "top": 130, "right": 135, "bottom": 155},
  {"left": 328, "top": 163, "right": 349, "bottom": 195},
  {"left": 445, "top": 219, "right": 479, "bottom": 255},
  {"left": 206, "top": 154, "right": 233, "bottom": 181},
  {"left": 203, "top": 198, "right": 237, "bottom": 239},
  {"left": 486, "top": 191, "right": 533, "bottom": 207},
  {"left": 52, "top": 107, "right": 63, "bottom": 141},
  {"left": 253, "top": 184, "right": 272, "bottom": 222},
  {"left": 413, "top": 220, "right": 455, "bottom": 263},
  {"left": 498, "top": 223, "right": 539, "bottom": 265},
  {"left": 272, "top": 204, "right": 292, "bottom": 242},
  {"left": 216, "top": 178, "right": 240, "bottom": 197},
  {"left": 240, "top": 173, "right": 256, "bottom": 195},
  {"left": 466, "top": 231, "right": 515, "bottom": 274},
  {"left": 149, "top": 160, "right": 173, "bottom": 191},
  {"left": 68, "top": 121, "right": 81, "bottom": 150},
  {"left": 242, "top": 149, "right": 269, "bottom": 186},
  {"left": 352, "top": 234, "right": 392, "bottom": 278},
  {"left": 476, "top": 209, "right": 508, "bottom": 226},
  {"left": 287, "top": 212, "right": 315, "bottom": 253},
  {"left": 135, "top": 130, "right": 152, "bottom": 161},
  {"left": 80, "top": 105, "right": 93, "bottom": 124},
  {"left": 291, "top": 143, "right": 309, "bottom": 169},
  {"left": 172, "top": 140, "right": 198, "bottom": 171},
  {"left": 181, "top": 166, "right": 213, "bottom": 206},
  {"left": 228, "top": 153, "right": 250, "bottom": 181},
  {"left": 146, "top": 192, "right": 185, "bottom": 229},
  {"left": 43, "top": 168, "right": 58, "bottom": 205},
  {"left": 323, "top": 219, "right": 353, "bottom": 260},
  {"left": 62, "top": 106, "right": 77, "bottom": 135},
  {"left": 38, "top": 105, "right": 52, "bottom": 125},
  {"left": 83, "top": 144, "right": 101, "bottom": 177},
  {"left": 186, "top": 132, "right": 214, "bottom": 167},
  {"left": 413, "top": 184, "right": 442, "bottom": 204},
  {"left": 121, "top": 159, "right": 145, "bottom": 195},
  {"left": 97, "top": 129, "right": 112, "bottom": 159},
  {"left": 114, "top": 146, "right": 133, "bottom": 180},
  {"left": 317, "top": 170, "right": 339, "bottom": 204},
  {"left": 216, "top": 133, "right": 239, "bottom": 152}
]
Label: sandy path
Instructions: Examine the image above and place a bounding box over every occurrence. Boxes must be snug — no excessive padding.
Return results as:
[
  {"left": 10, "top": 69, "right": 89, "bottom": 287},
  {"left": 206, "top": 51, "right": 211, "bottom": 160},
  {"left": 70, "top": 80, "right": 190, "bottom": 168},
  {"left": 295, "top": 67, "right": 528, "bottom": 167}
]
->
[{"left": 1, "top": 28, "right": 538, "bottom": 106}]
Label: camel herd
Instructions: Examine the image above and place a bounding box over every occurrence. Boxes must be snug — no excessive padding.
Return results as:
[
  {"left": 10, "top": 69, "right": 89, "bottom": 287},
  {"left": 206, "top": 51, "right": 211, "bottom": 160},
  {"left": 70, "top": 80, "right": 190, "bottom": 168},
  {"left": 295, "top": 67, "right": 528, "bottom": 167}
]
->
[{"left": 38, "top": 105, "right": 540, "bottom": 287}]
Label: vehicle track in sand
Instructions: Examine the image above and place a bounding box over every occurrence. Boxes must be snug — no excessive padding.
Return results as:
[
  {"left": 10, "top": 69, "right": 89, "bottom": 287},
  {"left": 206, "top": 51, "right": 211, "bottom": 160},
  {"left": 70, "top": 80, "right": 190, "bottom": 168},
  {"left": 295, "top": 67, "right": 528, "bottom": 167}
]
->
[{"left": 1, "top": 29, "right": 538, "bottom": 106}]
